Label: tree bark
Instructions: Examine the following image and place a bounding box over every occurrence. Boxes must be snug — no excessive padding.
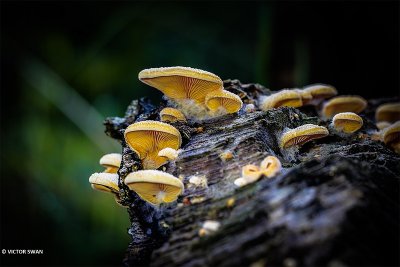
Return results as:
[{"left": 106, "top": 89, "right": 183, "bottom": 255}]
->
[{"left": 104, "top": 80, "right": 400, "bottom": 267}]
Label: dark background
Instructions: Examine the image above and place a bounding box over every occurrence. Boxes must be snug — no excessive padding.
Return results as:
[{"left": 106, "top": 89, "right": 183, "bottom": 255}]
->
[{"left": 1, "top": 1, "right": 399, "bottom": 266}]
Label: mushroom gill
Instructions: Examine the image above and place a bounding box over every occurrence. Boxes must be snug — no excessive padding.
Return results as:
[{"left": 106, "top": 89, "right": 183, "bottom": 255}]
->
[
  {"left": 280, "top": 124, "right": 329, "bottom": 148},
  {"left": 332, "top": 112, "right": 363, "bottom": 134}
]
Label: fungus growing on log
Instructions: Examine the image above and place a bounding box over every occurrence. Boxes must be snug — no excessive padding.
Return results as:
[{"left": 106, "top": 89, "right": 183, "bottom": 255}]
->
[
  {"left": 89, "top": 172, "right": 119, "bottom": 194},
  {"left": 260, "top": 156, "right": 282, "bottom": 178},
  {"left": 375, "top": 102, "right": 400, "bottom": 123},
  {"left": 280, "top": 124, "right": 329, "bottom": 148},
  {"left": 381, "top": 121, "right": 400, "bottom": 153},
  {"left": 332, "top": 112, "right": 363, "bottom": 134},
  {"left": 124, "top": 121, "right": 182, "bottom": 169},
  {"left": 322, "top": 95, "right": 367, "bottom": 118},
  {"left": 260, "top": 89, "right": 303, "bottom": 110},
  {"left": 302, "top": 84, "right": 337, "bottom": 104},
  {"left": 99, "top": 153, "right": 122, "bottom": 173},
  {"left": 205, "top": 90, "right": 243, "bottom": 113},
  {"left": 158, "top": 147, "right": 179, "bottom": 161},
  {"left": 124, "top": 170, "right": 184, "bottom": 205},
  {"left": 160, "top": 107, "right": 187, "bottom": 123}
]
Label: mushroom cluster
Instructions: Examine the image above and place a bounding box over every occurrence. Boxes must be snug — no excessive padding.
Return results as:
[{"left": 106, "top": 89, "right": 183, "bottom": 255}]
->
[{"left": 139, "top": 67, "right": 243, "bottom": 119}]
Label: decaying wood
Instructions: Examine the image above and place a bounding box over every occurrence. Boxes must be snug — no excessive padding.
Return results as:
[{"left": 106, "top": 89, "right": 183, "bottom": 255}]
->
[{"left": 104, "top": 80, "right": 400, "bottom": 267}]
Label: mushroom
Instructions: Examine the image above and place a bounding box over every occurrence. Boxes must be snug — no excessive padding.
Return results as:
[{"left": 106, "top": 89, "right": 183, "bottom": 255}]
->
[
  {"left": 124, "top": 121, "right": 182, "bottom": 169},
  {"left": 138, "top": 66, "right": 223, "bottom": 103},
  {"left": 158, "top": 147, "right": 179, "bottom": 161},
  {"left": 280, "top": 124, "right": 329, "bottom": 148},
  {"left": 124, "top": 170, "right": 184, "bottom": 205},
  {"left": 376, "top": 121, "right": 391, "bottom": 130},
  {"left": 381, "top": 121, "right": 400, "bottom": 153},
  {"left": 89, "top": 172, "right": 119, "bottom": 194},
  {"left": 296, "top": 89, "right": 313, "bottom": 105},
  {"left": 322, "top": 95, "right": 367, "bottom": 118},
  {"left": 99, "top": 153, "right": 122, "bottom": 173},
  {"left": 260, "top": 156, "right": 282, "bottom": 178},
  {"left": 260, "top": 90, "right": 303, "bottom": 111},
  {"left": 302, "top": 84, "right": 337, "bottom": 105},
  {"left": 160, "top": 107, "right": 187, "bottom": 123},
  {"left": 375, "top": 102, "right": 400, "bottom": 123},
  {"left": 332, "top": 112, "right": 363, "bottom": 134},
  {"left": 204, "top": 90, "right": 243, "bottom": 114},
  {"left": 242, "top": 164, "right": 263, "bottom": 183}
]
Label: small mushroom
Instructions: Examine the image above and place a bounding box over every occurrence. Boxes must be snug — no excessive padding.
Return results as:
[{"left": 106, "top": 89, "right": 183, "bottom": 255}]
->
[
  {"left": 260, "top": 156, "right": 282, "bottom": 178},
  {"left": 138, "top": 66, "right": 223, "bottom": 103},
  {"left": 244, "top": 103, "right": 256, "bottom": 113},
  {"left": 205, "top": 90, "right": 243, "bottom": 113},
  {"left": 219, "top": 150, "right": 234, "bottom": 161},
  {"left": 199, "top": 220, "right": 221, "bottom": 236},
  {"left": 158, "top": 147, "right": 179, "bottom": 161},
  {"left": 99, "top": 153, "right": 122, "bottom": 173},
  {"left": 296, "top": 89, "right": 313, "bottom": 105},
  {"left": 381, "top": 121, "right": 400, "bottom": 153},
  {"left": 160, "top": 107, "right": 187, "bottom": 123},
  {"left": 124, "top": 170, "right": 184, "bottom": 205},
  {"left": 280, "top": 124, "right": 329, "bottom": 148},
  {"left": 89, "top": 172, "right": 119, "bottom": 194},
  {"left": 260, "top": 90, "right": 303, "bottom": 111},
  {"left": 375, "top": 102, "right": 400, "bottom": 123},
  {"left": 302, "top": 84, "right": 337, "bottom": 105},
  {"left": 322, "top": 95, "right": 367, "bottom": 118},
  {"left": 124, "top": 121, "right": 182, "bottom": 169},
  {"left": 376, "top": 121, "right": 391, "bottom": 130},
  {"left": 242, "top": 164, "right": 263, "bottom": 183},
  {"left": 332, "top": 112, "right": 363, "bottom": 133}
]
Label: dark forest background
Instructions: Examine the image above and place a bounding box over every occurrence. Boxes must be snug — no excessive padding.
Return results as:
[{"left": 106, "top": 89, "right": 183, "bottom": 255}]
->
[{"left": 1, "top": 1, "right": 399, "bottom": 266}]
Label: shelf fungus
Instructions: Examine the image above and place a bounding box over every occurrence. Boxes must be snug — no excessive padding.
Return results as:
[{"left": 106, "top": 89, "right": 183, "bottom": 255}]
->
[
  {"left": 124, "top": 121, "right": 182, "bottom": 169},
  {"left": 205, "top": 90, "right": 243, "bottom": 114},
  {"left": 158, "top": 147, "right": 179, "bottom": 161},
  {"left": 160, "top": 107, "right": 187, "bottom": 123},
  {"left": 302, "top": 84, "right": 338, "bottom": 105},
  {"left": 296, "top": 89, "right": 313, "bottom": 105},
  {"left": 260, "top": 156, "right": 282, "bottom": 178},
  {"left": 89, "top": 172, "right": 119, "bottom": 195},
  {"left": 99, "top": 153, "right": 122, "bottom": 173},
  {"left": 124, "top": 170, "right": 184, "bottom": 205},
  {"left": 138, "top": 66, "right": 223, "bottom": 103},
  {"left": 332, "top": 112, "right": 363, "bottom": 134},
  {"left": 375, "top": 102, "right": 400, "bottom": 123},
  {"left": 260, "top": 90, "right": 303, "bottom": 111},
  {"left": 322, "top": 95, "right": 367, "bottom": 118},
  {"left": 381, "top": 121, "right": 400, "bottom": 153},
  {"left": 280, "top": 124, "right": 329, "bottom": 149}
]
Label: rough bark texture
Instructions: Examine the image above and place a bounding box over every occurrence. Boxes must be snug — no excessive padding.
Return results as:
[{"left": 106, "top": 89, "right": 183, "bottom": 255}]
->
[{"left": 104, "top": 80, "right": 400, "bottom": 267}]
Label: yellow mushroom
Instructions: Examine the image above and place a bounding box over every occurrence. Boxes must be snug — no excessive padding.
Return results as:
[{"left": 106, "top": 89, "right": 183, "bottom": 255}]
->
[
  {"left": 375, "top": 102, "right": 400, "bottom": 123},
  {"left": 260, "top": 90, "right": 303, "bottom": 111},
  {"left": 332, "top": 112, "right": 363, "bottom": 134},
  {"left": 242, "top": 164, "right": 263, "bottom": 183},
  {"left": 260, "top": 156, "right": 282, "bottom": 178},
  {"left": 89, "top": 172, "right": 119, "bottom": 194},
  {"left": 138, "top": 66, "right": 223, "bottom": 103},
  {"left": 124, "top": 121, "right": 182, "bottom": 169},
  {"left": 160, "top": 107, "right": 187, "bottom": 123},
  {"left": 322, "top": 95, "right": 367, "bottom": 118},
  {"left": 302, "top": 84, "right": 337, "bottom": 104},
  {"left": 296, "top": 89, "right": 313, "bottom": 105},
  {"left": 381, "top": 121, "right": 400, "bottom": 153},
  {"left": 280, "top": 124, "right": 329, "bottom": 148},
  {"left": 158, "top": 147, "right": 179, "bottom": 161},
  {"left": 205, "top": 90, "right": 243, "bottom": 113},
  {"left": 124, "top": 170, "right": 184, "bottom": 205},
  {"left": 99, "top": 153, "right": 122, "bottom": 173},
  {"left": 376, "top": 121, "right": 391, "bottom": 130}
]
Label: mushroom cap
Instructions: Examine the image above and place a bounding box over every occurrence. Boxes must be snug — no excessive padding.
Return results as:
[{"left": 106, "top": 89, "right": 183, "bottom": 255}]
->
[
  {"left": 332, "top": 112, "right": 363, "bottom": 133},
  {"left": 89, "top": 173, "right": 119, "bottom": 194},
  {"left": 124, "top": 121, "right": 182, "bottom": 169},
  {"left": 296, "top": 89, "right": 313, "bottom": 105},
  {"left": 205, "top": 90, "right": 243, "bottom": 113},
  {"left": 260, "top": 156, "right": 282, "bottom": 178},
  {"left": 260, "top": 90, "right": 303, "bottom": 110},
  {"left": 158, "top": 147, "right": 179, "bottom": 160},
  {"left": 124, "top": 170, "right": 184, "bottom": 205},
  {"left": 322, "top": 95, "right": 367, "bottom": 118},
  {"left": 160, "top": 107, "right": 187, "bottom": 123},
  {"left": 375, "top": 102, "right": 400, "bottom": 123},
  {"left": 241, "top": 164, "right": 262, "bottom": 183},
  {"left": 99, "top": 153, "right": 122, "bottom": 173},
  {"left": 382, "top": 121, "right": 400, "bottom": 145},
  {"left": 280, "top": 124, "right": 329, "bottom": 148},
  {"left": 376, "top": 121, "right": 391, "bottom": 130},
  {"left": 302, "top": 84, "right": 338, "bottom": 100},
  {"left": 138, "top": 67, "right": 223, "bottom": 103}
]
